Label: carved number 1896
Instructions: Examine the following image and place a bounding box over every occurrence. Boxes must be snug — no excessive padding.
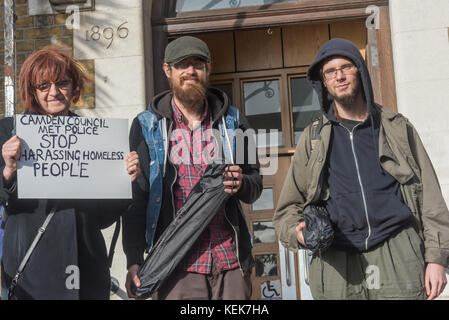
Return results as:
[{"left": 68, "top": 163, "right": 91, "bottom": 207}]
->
[{"left": 85, "top": 21, "right": 129, "bottom": 49}]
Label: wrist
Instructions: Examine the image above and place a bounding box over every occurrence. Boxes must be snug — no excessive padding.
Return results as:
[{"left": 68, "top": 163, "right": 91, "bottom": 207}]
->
[
  {"left": 128, "top": 264, "right": 140, "bottom": 272},
  {"left": 3, "top": 166, "right": 16, "bottom": 182}
]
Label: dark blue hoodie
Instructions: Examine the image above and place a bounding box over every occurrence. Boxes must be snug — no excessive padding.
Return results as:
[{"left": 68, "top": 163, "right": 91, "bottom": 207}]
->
[{"left": 307, "top": 39, "right": 413, "bottom": 252}]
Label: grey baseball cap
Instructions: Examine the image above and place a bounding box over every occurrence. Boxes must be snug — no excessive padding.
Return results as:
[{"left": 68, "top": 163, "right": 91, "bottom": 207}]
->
[{"left": 164, "top": 36, "right": 211, "bottom": 64}]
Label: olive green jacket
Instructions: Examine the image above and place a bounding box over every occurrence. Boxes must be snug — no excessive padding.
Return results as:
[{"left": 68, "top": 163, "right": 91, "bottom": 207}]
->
[{"left": 273, "top": 104, "right": 449, "bottom": 267}]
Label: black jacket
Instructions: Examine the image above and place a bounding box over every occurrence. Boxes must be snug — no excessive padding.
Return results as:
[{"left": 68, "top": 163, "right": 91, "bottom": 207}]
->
[
  {"left": 123, "top": 88, "right": 263, "bottom": 272},
  {"left": 0, "top": 114, "right": 129, "bottom": 300}
]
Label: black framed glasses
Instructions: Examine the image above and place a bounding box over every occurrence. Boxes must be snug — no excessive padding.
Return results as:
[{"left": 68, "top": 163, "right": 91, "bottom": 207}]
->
[
  {"left": 172, "top": 59, "right": 206, "bottom": 70},
  {"left": 322, "top": 64, "right": 357, "bottom": 81}
]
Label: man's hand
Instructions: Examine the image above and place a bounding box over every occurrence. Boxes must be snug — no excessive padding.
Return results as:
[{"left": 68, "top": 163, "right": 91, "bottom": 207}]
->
[
  {"left": 296, "top": 221, "right": 306, "bottom": 247},
  {"left": 2, "top": 135, "right": 22, "bottom": 182},
  {"left": 223, "top": 165, "right": 243, "bottom": 194},
  {"left": 125, "top": 151, "right": 140, "bottom": 182},
  {"left": 125, "top": 264, "right": 141, "bottom": 299},
  {"left": 425, "top": 262, "right": 448, "bottom": 300}
]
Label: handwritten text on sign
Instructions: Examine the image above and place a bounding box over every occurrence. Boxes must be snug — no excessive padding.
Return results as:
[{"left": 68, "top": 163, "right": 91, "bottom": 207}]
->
[{"left": 17, "top": 114, "right": 131, "bottom": 199}]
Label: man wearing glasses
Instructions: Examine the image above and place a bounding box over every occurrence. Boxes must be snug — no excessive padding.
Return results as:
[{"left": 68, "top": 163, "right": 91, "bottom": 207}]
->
[
  {"left": 274, "top": 38, "right": 449, "bottom": 299},
  {"left": 123, "top": 36, "right": 262, "bottom": 300}
]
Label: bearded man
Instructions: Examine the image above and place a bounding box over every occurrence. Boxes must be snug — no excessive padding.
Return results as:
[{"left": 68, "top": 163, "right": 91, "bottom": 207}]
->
[
  {"left": 123, "top": 36, "right": 262, "bottom": 300},
  {"left": 274, "top": 38, "right": 449, "bottom": 300}
]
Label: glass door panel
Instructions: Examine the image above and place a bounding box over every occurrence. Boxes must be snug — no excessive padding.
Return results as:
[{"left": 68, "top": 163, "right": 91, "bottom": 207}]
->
[
  {"left": 253, "top": 221, "right": 276, "bottom": 244},
  {"left": 252, "top": 188, "right": 274, "bottom": 211},
  {"left": 290, "top": 77, "right": 321, "bottom": 144},
  {"left": 243, "top": 79, "right": 282, "bottom": 147},
  {"left": 255, "top": 253, "right": 278, "bottom": 277}
]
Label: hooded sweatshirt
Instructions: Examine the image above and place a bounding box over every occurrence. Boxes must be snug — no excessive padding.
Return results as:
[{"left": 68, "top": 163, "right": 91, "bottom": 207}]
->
[{"left": 307, "top": 39, "right": 413, "bottom": 251}]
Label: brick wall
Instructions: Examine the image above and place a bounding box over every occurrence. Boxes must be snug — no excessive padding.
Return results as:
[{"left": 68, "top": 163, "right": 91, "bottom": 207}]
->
[{"left": 0, "top": 0, "right": 95, "bottom": 118}]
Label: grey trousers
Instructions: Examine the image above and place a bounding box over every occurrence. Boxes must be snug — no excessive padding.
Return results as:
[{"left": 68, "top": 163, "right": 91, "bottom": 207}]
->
[{"left": 153, "top": 267, "right": 252, "bottom": 300}]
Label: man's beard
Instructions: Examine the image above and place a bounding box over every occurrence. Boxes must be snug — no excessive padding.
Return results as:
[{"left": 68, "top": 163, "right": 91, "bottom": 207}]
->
[
  {"left": 170, "top": 75, "right": 208, "bottom": 114},
  {"left": 332, "top": 76, "right": 362, "bottom": 108}
]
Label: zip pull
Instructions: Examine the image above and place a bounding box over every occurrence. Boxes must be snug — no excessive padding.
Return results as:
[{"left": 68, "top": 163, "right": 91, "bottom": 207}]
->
[{"left": 339, "top": 122, "right": 361, "bottom": 137}]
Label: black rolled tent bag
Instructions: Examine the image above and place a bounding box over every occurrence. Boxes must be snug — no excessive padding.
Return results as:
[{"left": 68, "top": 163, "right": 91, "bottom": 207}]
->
[
  {"left": 302, "top": 204, "right": 334, "bottom": 256},
  {"left": 131, "top": 164, "right": 232, "bottom": 299}
]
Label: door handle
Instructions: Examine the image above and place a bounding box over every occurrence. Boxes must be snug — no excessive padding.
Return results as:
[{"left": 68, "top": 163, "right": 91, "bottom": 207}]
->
[
  {"left": 302, "top": 250, "right": 310, "bottom": 286},
  {"left": 284, "top": 248, "right": 291, "bottom": 286}
]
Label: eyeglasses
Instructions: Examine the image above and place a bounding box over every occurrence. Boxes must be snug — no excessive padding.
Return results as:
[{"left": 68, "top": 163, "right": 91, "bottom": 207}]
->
[
  {"left": 35, "top": 79, "right": 72, "bottom": 92},
  {"left": 322, "top": 64, "right": 357, "bottom": 81},
  {"left": 172, "top": 59, "right": 206, "bottom": 70}
]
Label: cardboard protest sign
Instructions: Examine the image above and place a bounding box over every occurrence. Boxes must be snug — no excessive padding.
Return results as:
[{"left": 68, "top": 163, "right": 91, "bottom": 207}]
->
[{"left": 16, "top": 114, "right": 132, "bottom": 199}]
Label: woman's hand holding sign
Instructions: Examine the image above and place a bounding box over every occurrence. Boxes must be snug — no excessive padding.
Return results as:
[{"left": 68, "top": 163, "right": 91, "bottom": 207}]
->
[{"left": 2, "top": 135, "right": 22, "bottom": 182}]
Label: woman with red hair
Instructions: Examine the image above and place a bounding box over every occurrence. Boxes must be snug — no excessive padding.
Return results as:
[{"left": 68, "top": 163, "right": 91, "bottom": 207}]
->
[{"left": 0, "top": 46, "right": 139, "bottom": 300}]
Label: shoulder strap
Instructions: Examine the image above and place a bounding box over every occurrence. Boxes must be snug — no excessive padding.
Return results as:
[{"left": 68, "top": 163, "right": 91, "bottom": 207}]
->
[
  {"left": 8, "top": 204, "right": 57, "bottom": 299},
  {"left": 107, "top": 218, "right": 121, "bottom": 268},
  {"left": 309, "top": 115, "right": 323, "bottom": 152}
]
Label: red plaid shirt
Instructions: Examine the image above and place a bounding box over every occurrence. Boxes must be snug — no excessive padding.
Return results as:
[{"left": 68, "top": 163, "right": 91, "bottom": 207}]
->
[{"left": 170, "top": 99, "right": 239, "bottom": 274}]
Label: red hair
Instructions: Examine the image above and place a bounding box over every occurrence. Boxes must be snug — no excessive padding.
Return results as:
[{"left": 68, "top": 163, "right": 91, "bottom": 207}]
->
[{"left": 18, "top": 46, "right": 86, "bottom": 113}]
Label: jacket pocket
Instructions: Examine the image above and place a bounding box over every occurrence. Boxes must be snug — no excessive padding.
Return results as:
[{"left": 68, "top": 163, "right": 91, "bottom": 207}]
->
[
  {"left": 333, "top": 192, "right": 367, "bottom": 232},
  {"left": 369, "top": 190, "right": 412, "bottom": 228},
  {"left": 404, "top": 225, "right": 425, "bottom": 265}
]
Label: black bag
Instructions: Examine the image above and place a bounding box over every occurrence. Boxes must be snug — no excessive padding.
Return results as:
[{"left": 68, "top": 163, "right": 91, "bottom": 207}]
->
[
  {"left": 131, "top": 164, "right": 232, "bottom": 299},
  {"left": 302, "top": 204, "right": 334, "bottom": 256}
]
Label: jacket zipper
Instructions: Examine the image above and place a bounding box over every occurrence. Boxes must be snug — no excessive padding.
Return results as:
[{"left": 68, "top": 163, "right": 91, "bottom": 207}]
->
[
  {"left": 223, "top": 209, "right": 244, "bottom": 276},
  {"left": 170, "top": 166, "right": 178, "bottom": 220},
  {"left": 340, "top": 123, "right": 372, "bottom": 250},
  {"left": 166, "top": 120, "right": 177, "bottom": 220}
]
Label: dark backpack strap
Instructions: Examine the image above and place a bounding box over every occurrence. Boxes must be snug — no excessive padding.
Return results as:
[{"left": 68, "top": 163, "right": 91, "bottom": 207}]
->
[
  {"left": 309, "top": 115, "right": 323, "bottom": 152},
  {"left": 8, "top": 204, "right": 57, "bottom": 300},
  {"left": 108, "top": 218, "right": 121, "bottom": 268}
]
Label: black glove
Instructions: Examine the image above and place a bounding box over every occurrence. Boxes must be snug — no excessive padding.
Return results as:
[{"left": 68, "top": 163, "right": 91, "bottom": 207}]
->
[{"left": 302, "top": 204, "right": 334, "bottom": 256}]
